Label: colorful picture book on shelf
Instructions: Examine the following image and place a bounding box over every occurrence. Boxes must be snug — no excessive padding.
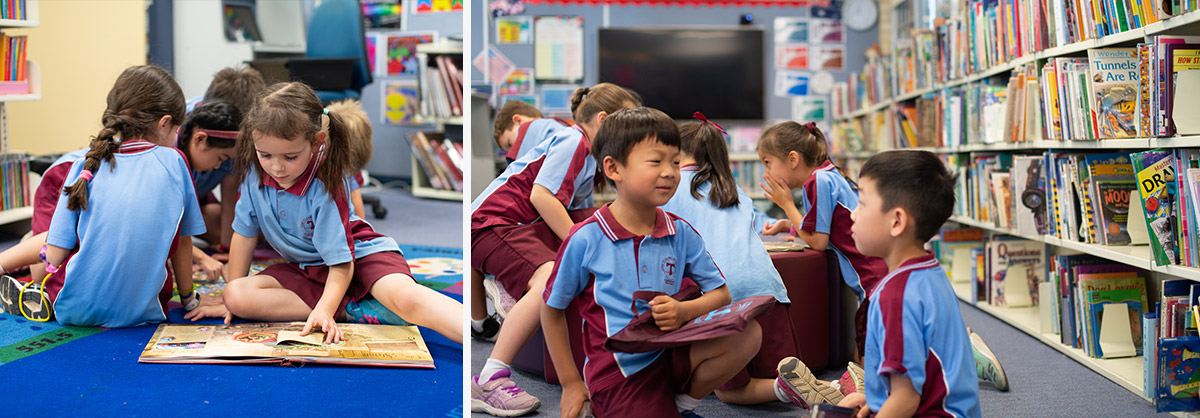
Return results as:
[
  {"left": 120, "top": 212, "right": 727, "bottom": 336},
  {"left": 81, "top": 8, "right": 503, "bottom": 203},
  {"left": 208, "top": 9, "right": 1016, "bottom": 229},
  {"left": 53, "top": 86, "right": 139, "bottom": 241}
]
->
[
  {"left": 986, "top": 238, "right": 1045, "bottom": 308},
  {"left": 1156, "top": 336, "right": 1200, "bottom": 412},
  {"left": 1130, "top": 149, "right": 1178, "bottom": 266},
  {"left": 1086, "top": 48, "right": 1140, "bottom": 139},
  {"left": 139, "top": 323, "right": 434, "bottom": 368}
]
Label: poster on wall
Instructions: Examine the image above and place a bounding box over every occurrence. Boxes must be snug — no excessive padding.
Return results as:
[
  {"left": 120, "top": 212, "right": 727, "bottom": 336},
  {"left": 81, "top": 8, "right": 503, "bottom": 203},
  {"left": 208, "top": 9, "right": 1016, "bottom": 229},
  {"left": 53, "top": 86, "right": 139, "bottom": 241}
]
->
[
  {"left": 382, "top": 79, "right": 421, "bottom": 126},
  {"left": 472, "top": 45, "right": 517, "bottom": 85},
  {"left": 498, "top": 95, "right": 538, "bottom": 108},
  {"left": 809, "top": 19, "right": 845, "bottom": 44},
  {"left": 776, "top": 45, "right": 810, "bottom": 70},
  {"left": 498, "top": 68, "right": 535, "bottom": 96},
  {"left": 413, "top": 0, "right": 463, "bottom": 14},
  {"left": 541, "top": 85, "right": 577, "bottom": 112},
  {"left": 496, "top": 16, "right": 532, "bottom": 44},
  {"left": 775, "top": 71, "right": 811, "bottom": 97},
  {"left": 774, "top": 18, "right": 808, "bottom": 44},
  {"left": 366, "top": 34, "right": 380, "bottom": 76},
  {"left": 810, "top": 46, "right": 845, "bottom": 71},
  {"left": 534, "top": 16, "right": 584, "bottom": 82},
  {"left": 792, "top": 96, "right": 829, "bottom": 123},
  {"left": 384, "top": 31, "right": 437, "bottom": 76},
  {"left": 811, "top": 0, "right": 843, "bottom": 19}
]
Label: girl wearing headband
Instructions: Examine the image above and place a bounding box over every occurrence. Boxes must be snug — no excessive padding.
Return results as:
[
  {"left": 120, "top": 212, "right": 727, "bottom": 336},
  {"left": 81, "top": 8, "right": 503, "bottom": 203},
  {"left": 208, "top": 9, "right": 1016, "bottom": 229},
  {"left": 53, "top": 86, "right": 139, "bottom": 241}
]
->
[{"left": 176, "top": 98, "right": 244, "bottom": 282}]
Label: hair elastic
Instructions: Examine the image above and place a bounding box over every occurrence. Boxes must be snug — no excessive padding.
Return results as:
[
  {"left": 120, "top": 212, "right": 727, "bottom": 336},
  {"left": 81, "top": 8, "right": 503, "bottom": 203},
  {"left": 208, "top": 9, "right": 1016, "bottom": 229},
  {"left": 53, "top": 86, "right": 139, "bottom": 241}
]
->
[
  {"left": 196, "top": 129, "right": 240, "bottom": 140},
  {"left": 802, "top": 121, "right": 818, "bottom": 131},
  {"left": 692, "top": 112, "right": 728, "bottom": 136},
  {"left": 323, "top": 108, "right": 330, "bottom": 115},
  {"left": 78, "top": 170, "right": 94, "bottom": 181}
]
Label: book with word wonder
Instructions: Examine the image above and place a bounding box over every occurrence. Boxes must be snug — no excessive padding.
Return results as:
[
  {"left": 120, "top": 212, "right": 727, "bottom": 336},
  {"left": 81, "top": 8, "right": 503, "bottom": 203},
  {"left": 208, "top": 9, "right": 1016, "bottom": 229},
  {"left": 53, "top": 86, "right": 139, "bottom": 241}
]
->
[{"left": 139, "top": 322, "right": 434, "bottom": 368}]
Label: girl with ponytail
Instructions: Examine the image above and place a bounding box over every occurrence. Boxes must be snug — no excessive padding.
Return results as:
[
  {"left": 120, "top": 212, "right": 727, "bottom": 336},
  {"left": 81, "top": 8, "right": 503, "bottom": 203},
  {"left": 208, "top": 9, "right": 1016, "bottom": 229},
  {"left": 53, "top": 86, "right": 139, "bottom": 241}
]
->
[
  {"left": 0, "top": 65, "right": 207, "bottom": 327},
  {"left": 661, "top": 113, "right": 796, "bottom": 406},
  {"left": 185, "top": 82, "right": 462, "bottom": 346}
]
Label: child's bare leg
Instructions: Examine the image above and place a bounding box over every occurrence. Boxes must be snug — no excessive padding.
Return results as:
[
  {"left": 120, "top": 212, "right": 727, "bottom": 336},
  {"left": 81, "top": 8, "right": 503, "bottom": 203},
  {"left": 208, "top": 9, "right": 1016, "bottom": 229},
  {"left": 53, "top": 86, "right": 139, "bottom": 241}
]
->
[
  {"left": 200, "top": 203, "right": 221, "bottom": 245},
  {"left": 223, "top": 275, "right": 312, "bottom": 320},
  {"left": 471, "top": 268, "right": 487, "bottom": 321},
  {"left": 368, "top": 273, "right": 464, "bottom": 344},
  {"left": 687, "top": 321, "right": 762, "bottom": 399},
  {"left": 0, "top": 231, "right": 46, "bottom": 273},
  {"left": 488, "top": 261, "right": 553, "bottom": 363},
  {"left": 715, "top": 377, "right": 779, "bottom": 405}
]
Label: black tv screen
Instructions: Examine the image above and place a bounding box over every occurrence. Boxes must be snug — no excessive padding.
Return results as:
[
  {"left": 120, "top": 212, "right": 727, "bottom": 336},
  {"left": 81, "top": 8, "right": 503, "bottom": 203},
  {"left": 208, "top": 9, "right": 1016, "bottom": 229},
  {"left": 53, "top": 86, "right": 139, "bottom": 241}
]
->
[{"left": 598, "top": 27, "right": 764, "bottom": 120}]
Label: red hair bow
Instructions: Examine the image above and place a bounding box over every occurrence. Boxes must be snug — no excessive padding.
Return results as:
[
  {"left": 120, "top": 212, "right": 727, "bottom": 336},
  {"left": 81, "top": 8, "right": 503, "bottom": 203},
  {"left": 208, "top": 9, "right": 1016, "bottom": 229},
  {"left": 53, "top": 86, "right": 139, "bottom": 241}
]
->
[{"left": 692, "top": 112, "right": 727, "bottom": 136}]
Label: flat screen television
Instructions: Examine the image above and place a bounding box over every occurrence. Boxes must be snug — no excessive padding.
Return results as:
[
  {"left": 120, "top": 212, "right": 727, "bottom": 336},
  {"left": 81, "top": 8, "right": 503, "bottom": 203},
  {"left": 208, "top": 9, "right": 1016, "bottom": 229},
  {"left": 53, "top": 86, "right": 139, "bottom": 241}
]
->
[{"left": 598, "top": 27, "right": 764, "bottom": 120}]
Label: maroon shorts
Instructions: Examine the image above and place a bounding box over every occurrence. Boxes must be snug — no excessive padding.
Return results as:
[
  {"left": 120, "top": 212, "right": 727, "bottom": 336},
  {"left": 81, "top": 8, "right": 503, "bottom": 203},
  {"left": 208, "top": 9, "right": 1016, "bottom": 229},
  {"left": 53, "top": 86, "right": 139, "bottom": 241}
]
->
[
  {"left": 855, "top": 297, "right": 870, "bottom": 358},
  {"left": 720, "top": 302, "right": 799, "bottom": 390},
  {"left": 471, "top": 208, "right": 598, "bottom": 300},
  {"left": 590, "top": 347, "right": 693, "bottom": 418},
  {"left": 200, "top": 191, "right": 219, "bottom": 206},
  {"left": 258, "top": 250, "right": 412, "bottom": 316}
]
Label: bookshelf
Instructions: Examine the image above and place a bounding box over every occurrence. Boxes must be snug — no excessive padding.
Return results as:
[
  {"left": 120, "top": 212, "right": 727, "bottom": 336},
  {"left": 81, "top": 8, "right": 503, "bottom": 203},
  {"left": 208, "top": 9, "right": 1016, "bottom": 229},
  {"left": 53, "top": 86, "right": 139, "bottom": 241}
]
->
[
  {"left": 410, "top": 40, "right": 463, "bottom": 201},
  {"left": 0, "top": 0, "right": 39, "bottom": 226},
  {"left": 828, "top": 5, "right": 1200, "bottom": 409}
]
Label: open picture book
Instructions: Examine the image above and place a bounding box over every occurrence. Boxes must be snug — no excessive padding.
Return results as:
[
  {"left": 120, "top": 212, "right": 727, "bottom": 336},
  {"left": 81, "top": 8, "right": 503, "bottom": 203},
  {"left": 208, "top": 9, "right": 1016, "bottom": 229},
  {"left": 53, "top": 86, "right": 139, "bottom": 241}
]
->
[{"left": 139, "top": 322, "right": 434, "bottom": 368}]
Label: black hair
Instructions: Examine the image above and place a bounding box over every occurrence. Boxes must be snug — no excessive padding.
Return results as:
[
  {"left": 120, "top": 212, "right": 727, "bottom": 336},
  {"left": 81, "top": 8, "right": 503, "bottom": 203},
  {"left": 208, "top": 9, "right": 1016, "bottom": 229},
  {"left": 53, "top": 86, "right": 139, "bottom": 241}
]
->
[
  {"left": 859, "top": 150, "right": 958, "bottom": 242},
  {"left": 679, "top": 120, "right": 738, "bottom": 209},
  {"left": 178, "top": 99, "right": 242, "bottom": 152},
  {"left": 591, "top": 107, "right": 680, "bottom": 191}
]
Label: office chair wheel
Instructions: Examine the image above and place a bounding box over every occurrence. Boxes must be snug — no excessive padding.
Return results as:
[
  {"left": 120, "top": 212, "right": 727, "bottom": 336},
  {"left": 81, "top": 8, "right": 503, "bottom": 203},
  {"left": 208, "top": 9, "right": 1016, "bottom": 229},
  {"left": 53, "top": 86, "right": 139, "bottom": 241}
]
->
[{"left": 373, "top": 205, "right": 388, "bottom": 220}]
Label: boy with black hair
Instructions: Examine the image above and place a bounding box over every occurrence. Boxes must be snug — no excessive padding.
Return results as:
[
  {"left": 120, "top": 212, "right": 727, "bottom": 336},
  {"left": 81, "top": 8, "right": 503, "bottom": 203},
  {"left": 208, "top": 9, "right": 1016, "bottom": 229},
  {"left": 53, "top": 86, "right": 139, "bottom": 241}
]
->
[
  {"left": 839, "top": 150, "right": 981, "bottom": 417},
  {"left": 541, "top": 107, "right": 760, "bottom": 418}
]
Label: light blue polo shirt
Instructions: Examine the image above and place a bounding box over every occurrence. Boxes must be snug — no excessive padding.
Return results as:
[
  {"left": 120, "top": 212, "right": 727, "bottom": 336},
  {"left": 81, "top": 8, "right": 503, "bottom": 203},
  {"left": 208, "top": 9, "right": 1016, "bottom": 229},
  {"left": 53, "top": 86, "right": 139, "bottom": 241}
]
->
[
  {"left": 472, "top": 124, "right": 595, "bottom": 230},
  {"left": 505, "top": 118, "right": 568, "bottom": 162},
  {"left": 800, "top": 161, "right": 887, "bottom": 299},
  {"left": 46, "top": 140, "right": 206, "bottom": 328},
  {"left": 192, "top": 159, "right": 234, "bottom": 198},
  {"left": 661, "top": 167, "right": 789, "bottom": 304},
  {"left": 185, "top": 95, "right": 204, "bottom": 113},
  {"left": 543, "top": 205, "right": 727, "bottom": 392},
  {"left": 865, "top": 253, "right": 980, "bottom": 418},
  {"left": 232, "top": 151, "right": 399, "bottom": 268}
]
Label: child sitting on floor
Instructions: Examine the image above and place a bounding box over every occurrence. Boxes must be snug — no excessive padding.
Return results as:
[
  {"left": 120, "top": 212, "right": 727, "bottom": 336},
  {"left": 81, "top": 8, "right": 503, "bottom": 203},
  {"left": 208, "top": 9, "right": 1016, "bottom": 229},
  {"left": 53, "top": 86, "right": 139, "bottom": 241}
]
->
[{"left": 542, "top": 107, "right": 760, "bottom": 418}]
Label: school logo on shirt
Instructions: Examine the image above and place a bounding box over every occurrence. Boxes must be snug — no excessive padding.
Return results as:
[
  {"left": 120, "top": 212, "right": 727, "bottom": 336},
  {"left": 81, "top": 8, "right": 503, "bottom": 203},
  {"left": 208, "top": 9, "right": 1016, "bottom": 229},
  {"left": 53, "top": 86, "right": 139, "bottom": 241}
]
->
[
  {"left": 661, "top": 256, "right": 677, "bottom": 285},
  {"left": 302, "top": 216, "right": 315, "bottom": 238}
]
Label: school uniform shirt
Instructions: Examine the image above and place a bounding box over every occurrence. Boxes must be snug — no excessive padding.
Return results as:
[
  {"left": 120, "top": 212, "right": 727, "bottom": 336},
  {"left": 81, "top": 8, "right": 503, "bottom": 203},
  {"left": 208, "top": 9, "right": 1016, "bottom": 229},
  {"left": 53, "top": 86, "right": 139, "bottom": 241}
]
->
[
  {"left": 191, "top": 159, "right": 234, "bottom": 198},
  {"left": 471, "top": 124, "right": 594, "bottom": 230},
  {"left": 660, "top": 166, "right": 789, "bottom": 304},
  {"left": 45, "top": 140, "right": 206, "bottom": 328},
  {"left": 505, "top": 118, "right": 569, "bottom": 163},
  {"left": 543, "top": 205, "right": 727, "bottom": 393},
  {"left": 232, "top": 148, "right": 399, "bottom": 268},
  {"left": 799, "top": 160, "right": 887, "bottom": 299},
  {"left": 185, "top": 95, "right": 204, "bottom": 113},
  {"left": 30, "top": 147, "right": 90, "bottom": 234},
  {"left": 864, "top": 253, "right": 981, "bottom": 418}
]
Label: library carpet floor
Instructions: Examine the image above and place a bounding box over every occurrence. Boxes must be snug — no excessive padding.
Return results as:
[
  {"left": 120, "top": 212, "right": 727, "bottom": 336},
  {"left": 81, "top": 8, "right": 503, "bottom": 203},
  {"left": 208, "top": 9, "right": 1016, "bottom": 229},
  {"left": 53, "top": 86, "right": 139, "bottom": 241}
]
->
[
  {"left": 472, "top": 300, "right": 1173, "bottom": 417},
  {"left": 0, "top": 187, "right": 465, "bottom": 417}
]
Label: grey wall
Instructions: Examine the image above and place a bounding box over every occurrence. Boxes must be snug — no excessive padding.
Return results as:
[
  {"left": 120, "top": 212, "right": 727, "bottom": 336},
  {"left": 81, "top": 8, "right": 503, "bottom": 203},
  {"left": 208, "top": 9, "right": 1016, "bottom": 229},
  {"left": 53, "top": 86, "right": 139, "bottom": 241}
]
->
[
  {"left": 362, "top": 10, "right": 463, "bottom": 180},
  {"left": 471, "top": 1, "right": 878, "bottom": 121}
]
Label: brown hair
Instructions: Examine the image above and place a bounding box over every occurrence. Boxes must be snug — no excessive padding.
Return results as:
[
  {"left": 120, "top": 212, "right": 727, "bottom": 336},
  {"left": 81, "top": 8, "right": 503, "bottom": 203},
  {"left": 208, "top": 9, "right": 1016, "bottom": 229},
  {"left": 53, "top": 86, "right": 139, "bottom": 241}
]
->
[
  {"left": 235, "top": 82, "right": 354, "bottom": 199},
  {"left": 64, "top": 65, "right": 185, "bottom": 211},
  {"left": 205, "top": 65, "right": 267, "bottom": 115},
  {"left": 679, "top": 121, "right": 738, "bottom": 209},
  {"left": 324, "top": 99, "right": 373, "bottom": 171},
  {"left": 493, "top": 100, "right": 543, "bottom": 142},
  {"left": 859, "top": 150, "right": 958, "bottom": 242},
  {"left": 570, "top": 83, "right": 637, "bottom": 125},
  {"left": 758, "top": 121, "right": 857, "bottom": 190}
]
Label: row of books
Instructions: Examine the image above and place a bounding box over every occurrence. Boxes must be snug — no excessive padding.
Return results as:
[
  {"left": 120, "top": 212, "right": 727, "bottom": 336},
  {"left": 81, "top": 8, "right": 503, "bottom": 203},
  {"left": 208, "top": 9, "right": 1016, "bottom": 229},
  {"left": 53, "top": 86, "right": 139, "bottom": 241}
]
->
[
  {"left": 408, "top": 131, "right": 463, "bottom": 192},
  {"left": 0, "top": 34, "right": 27, "bottom": 95},
  {"left": 420, "top": 55, "right": 463, "bottom": 120},
  {"left": 0, "top": 0, "right": 28, "bottom": 21},
  {"left": 0, "top": 153, "right": 28, "bottom": 211}
]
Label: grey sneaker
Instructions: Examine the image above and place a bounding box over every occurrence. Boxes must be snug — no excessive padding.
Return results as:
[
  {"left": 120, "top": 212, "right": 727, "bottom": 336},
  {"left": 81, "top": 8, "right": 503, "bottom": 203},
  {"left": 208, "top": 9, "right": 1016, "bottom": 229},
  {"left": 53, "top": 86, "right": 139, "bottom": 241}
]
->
[
  {"left": 470, "top": 369, "right": 540, "bottom": 416},
  {"left": 970, "top": 329, "right": 1009, "bottom": 391},
  {"left": 776, "top": 356, "right": 844, "bottom": 408},
  {"left": 0, "top": 275, "right": 53, "bottom": 321}
]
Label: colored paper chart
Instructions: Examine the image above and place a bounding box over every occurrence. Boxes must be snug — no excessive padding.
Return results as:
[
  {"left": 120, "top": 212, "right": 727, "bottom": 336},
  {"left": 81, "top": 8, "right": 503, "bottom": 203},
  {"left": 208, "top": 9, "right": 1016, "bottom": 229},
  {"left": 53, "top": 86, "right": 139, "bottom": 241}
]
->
[
  {"left": 774, "top": 17, "right": 808, "bottom": 44},
  {"left": 498, "top": 68, "right": 535, "bottom": 96},
  {"left": 472, "top": 45, "right": 517, "bottom": 85},
  {"left": 541, "top": 86, "right": 577, "bottom": 111},
  {"left": 382, "top": 80, "right": 421, "bottom": 125},
  {"left": 496, "top": 16, "right": 532, "bottom": 44},
  {"left": 385, "top": 32, "right": 436, "bottom": 76},
  {"left": 810, "top": 46, "right": 845, "bottom": 71},
  {"left": 534, "top": 16, "right": 584, "bottom": 81},
  {"left": 414, "top": 0, "right": 463, "bottom": 14},
  {"left": 776, "top": 45, "right": 810, "bottom": 70},
  {"left": 775, "top": 71, "right": 811, "bottom": 97}
]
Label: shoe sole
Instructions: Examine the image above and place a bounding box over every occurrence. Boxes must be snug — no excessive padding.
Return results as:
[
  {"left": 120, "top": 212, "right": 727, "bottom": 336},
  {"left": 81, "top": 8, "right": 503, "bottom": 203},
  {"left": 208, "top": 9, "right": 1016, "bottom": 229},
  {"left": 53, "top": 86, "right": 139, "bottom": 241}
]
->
[
  {"left": 470, "top": 398, "right": 540, "bottom": 417},
  {"left": 777, "top": 357, "right": 845, "bottom": 408},
  {"left": 1, "top": 276, "right": 52, "bottom": 321},
  {"left": 0, "top": 275, "right": 19, "bottom": 314},
  {"left": 971, "top": 333, "right": 1009, "bottom": 391},
  {"left": 483, "top": 277, "right": 514, "bottom": 320}
]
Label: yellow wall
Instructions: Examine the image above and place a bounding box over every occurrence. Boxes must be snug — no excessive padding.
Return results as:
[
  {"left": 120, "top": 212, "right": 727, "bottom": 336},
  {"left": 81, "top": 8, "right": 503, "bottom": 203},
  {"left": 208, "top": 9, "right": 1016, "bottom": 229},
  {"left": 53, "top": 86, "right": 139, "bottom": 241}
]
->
[{"left": 7, "top": 1, "right": 147, "bottom": 155}]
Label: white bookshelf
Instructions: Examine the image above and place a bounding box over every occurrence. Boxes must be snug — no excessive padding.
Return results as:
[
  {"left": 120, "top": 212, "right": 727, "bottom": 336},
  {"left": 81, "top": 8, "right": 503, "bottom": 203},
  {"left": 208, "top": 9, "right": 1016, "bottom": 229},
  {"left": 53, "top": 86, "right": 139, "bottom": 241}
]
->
[
  {"left": 0, "top": 1, "right": 39, "bottom": 225},
  {"left": 410, "top": 40, "right": 463, "bottom": 202}
]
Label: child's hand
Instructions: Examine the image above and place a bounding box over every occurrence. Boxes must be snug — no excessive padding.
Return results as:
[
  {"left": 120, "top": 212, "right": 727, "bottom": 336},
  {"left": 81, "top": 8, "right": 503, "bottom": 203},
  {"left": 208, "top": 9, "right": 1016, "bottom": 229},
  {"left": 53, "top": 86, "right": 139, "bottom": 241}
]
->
[
  {"left": 760, "top": 174, "right": 796, "bottom": 210},
  {"left": 184, "top": 295, "right": 232, "bottom": 324},
  {"left": 559, "top": 379, "right": 590, "bottom": 418},
  {"left": 194, "top": 256, "right": 225, "bottom": 281},
  {"left": 838, "top": 392, "right": 868, "bottom": 417},
  {"left": 212, "top": 252, "right": 230, "bottom": 263},
  {"left": 301, "top": 310, "right": 344, "bottom": 344},
  {"left": 649, "top": 295, "right": 687, "bottom": 331},
  {"left": 763, "top": 219, "right": 793, "bottom": 235}
]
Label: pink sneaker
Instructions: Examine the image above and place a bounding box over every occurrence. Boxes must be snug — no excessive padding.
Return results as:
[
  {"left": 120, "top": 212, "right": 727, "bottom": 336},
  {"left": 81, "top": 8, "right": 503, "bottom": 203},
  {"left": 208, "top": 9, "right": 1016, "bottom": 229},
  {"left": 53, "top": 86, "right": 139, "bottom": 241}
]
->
[
  {"left": 836, "top": 361, "right": 865, "bottom": 396},
  {"left": 776, "top": 356, "right": 845, "bottom": 408},
  {"left": 470, "top": 369, "right": 541, "bottom": 416}
]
